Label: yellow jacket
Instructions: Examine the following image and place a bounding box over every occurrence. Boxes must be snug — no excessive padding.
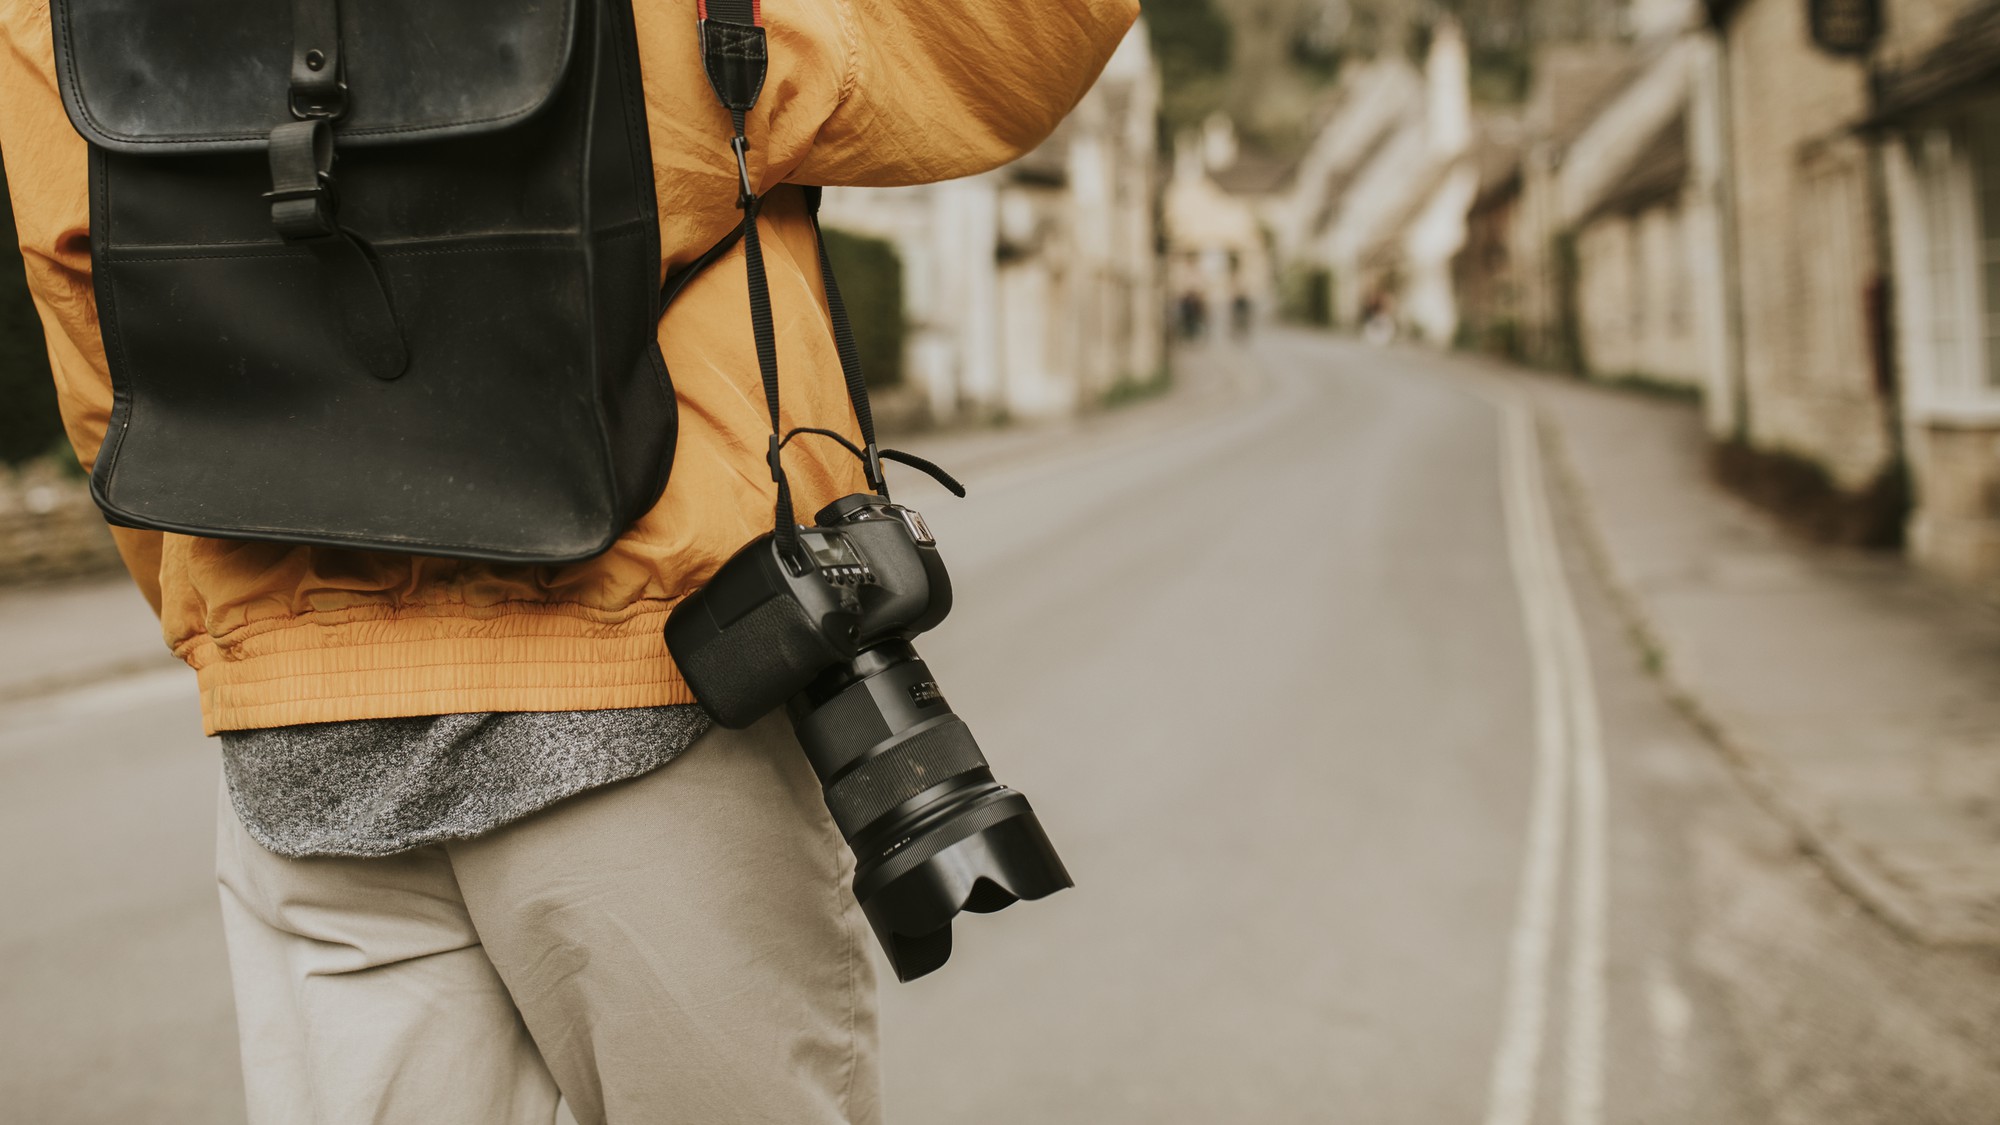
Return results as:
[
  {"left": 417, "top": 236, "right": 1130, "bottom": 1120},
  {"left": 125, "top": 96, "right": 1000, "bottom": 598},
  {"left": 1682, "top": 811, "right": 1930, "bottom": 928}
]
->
[{"left": 0, "top": 0, "right": 1138, "bottom": 733}]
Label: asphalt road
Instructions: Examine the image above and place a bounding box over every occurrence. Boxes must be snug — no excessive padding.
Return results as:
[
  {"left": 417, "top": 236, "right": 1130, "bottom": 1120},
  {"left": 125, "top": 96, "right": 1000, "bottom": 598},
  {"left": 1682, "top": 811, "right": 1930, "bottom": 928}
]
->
[{"left": 4, "top": 330, "right": 1996, "bottom": 1124}]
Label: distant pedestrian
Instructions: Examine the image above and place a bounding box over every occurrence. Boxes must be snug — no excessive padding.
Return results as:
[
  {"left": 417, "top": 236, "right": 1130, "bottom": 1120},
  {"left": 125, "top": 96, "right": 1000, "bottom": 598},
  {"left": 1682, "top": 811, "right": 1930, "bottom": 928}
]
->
[
  {"left": 1180, "top": 290, "right": 1208, "bottom": 340},
  {"left": 1232, "top": 292, "right": 1254, "bottom": 339},
  {"left": 1363, "top": 288, "right": 1398, "bottom": 346}
]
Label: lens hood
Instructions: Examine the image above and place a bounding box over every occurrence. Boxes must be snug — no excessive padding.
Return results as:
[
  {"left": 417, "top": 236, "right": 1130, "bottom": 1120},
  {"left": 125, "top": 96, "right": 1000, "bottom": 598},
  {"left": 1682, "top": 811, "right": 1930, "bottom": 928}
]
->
[{"left": 855, "top": 789, "right": 1073, "bottom": 981}]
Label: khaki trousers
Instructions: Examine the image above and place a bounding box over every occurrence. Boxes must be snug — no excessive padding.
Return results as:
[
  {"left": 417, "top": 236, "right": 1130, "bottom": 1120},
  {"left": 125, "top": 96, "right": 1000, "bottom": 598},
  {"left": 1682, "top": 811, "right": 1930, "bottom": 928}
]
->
[{"left": 215, "top": 715, "right": 881, "bottom": 1125}]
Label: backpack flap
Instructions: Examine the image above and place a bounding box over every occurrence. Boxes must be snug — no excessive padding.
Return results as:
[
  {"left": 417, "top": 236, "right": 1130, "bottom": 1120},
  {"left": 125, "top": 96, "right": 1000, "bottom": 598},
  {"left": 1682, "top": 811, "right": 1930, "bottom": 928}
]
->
[{"left": 51, "top": 0, "right": 580, "bottom": 153}]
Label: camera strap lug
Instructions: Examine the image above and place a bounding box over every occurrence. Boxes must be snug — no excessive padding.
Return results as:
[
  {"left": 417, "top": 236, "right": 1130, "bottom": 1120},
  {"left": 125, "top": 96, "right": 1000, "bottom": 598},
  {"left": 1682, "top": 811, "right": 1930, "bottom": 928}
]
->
[
  {"left": 731, "top": 133, "right": 756, "bottom": 210},
  {"left": 766, "top": 434, "right": 787, "bottom": 484},
  {"left": 862, "top": 442, "right": 886, "bottom": 495}
]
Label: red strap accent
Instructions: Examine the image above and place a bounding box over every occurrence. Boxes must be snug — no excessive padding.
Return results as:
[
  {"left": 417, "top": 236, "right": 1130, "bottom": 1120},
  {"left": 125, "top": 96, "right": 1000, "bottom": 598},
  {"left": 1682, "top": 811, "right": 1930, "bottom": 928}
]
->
[{"left": 697, "top": 0, "right": 762, "bottom": 24}]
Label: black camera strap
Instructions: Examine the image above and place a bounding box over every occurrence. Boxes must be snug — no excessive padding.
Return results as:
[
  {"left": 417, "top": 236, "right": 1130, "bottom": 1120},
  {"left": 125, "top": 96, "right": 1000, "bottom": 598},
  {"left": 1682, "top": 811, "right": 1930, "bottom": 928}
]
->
[
  {"left": 799, "top": 188, "right": 966, "bottom": 498},
  {"left": 690, "top": 0, "right": 961, "bottom": 564}
]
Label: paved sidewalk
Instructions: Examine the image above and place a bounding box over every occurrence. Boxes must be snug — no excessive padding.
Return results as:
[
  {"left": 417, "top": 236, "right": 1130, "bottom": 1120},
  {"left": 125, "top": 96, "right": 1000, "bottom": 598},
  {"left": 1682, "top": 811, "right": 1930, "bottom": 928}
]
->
[{"left": 1488, "top": 364, "right": 2000, "bottom": 945}]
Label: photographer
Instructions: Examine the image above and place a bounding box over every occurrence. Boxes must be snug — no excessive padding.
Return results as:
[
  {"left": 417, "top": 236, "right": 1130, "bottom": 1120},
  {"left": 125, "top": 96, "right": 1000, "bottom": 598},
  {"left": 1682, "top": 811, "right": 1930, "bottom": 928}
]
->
[{"left": 0, "top": 0, "right": 1136, "bottom": 1121}]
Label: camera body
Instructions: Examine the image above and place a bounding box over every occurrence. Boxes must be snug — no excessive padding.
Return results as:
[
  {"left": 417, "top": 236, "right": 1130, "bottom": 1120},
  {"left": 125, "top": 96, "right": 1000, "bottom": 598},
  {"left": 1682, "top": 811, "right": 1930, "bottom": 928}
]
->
[
  {"left": 665, "top": 492, "right": 1070, "bottom": 981},
  {"left": 668, "top": 494, "right": 952, "bottom": 728}
]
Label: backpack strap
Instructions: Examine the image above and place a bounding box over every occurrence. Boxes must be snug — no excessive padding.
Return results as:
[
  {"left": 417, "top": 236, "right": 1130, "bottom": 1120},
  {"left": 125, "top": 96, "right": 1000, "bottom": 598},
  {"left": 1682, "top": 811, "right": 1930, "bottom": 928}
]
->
[{"left": 288, "top": 0, "right": 348, "bottom": 120}]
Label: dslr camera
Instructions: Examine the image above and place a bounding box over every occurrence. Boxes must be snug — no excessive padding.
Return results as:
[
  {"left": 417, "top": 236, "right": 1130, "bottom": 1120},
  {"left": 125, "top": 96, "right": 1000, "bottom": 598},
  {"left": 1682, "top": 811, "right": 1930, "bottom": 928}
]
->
[{"left": 664, "top": 492, "right": 1071, "bottom": 981}]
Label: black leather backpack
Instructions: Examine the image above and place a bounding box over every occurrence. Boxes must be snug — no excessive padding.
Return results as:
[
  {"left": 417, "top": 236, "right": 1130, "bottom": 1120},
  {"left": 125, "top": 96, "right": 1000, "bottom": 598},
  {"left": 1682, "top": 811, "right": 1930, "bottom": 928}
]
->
[{"left": 51, "top": 0, "right": 673, "bottom": 563}]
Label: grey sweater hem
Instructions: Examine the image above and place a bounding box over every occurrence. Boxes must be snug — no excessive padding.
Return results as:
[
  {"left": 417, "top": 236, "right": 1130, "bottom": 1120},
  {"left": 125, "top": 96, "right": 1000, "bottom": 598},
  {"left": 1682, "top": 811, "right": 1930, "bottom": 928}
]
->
[{"left": 219, "top": 705, "right": 712, "bottom": 859}]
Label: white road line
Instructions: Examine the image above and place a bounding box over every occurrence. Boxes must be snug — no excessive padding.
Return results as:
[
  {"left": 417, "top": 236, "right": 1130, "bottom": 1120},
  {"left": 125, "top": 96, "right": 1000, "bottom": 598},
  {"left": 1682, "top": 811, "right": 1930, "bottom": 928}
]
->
[
  {"left": 1483, "top": 402, "right": 1573, "bottom": 1125},
  {"left": 1525, "top": 415, "right": 1610, "bottom": 1125},
  {"left": 1482, "top": 398, "right": 1611, "bottom": 1125}
]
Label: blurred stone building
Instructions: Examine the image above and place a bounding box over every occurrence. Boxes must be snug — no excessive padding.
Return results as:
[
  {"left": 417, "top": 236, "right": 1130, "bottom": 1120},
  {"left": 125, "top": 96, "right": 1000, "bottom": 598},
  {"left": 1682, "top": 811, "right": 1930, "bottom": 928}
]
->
[
  {"left": 1691, "top": 0, "right": 2000, "bottom": 589},
  {"left": 1569, "top": 108, "right": 1705, "bottom": 388},
  {"left": 818, "top": 23, "right": 1163, "bottom": 423},
  {"left": 1493, "top": 43, "right": 1645, "bottom": 369},
  {"left": 1455, "top": 116, "right": 1526, "bottom": 356},
  {"left": 1704, "top": 0, "right": 1899, "bottom": 505},
  {"left": 1163, "top": 115, "right": 1276, "bottom": 338},
  {"left": 1558, "top": 34, "right": 1722, "bottom": 395},
  {"left": 1458, "top": 6, "right": 1869, "bottom": 453},
  {"left": 1443, "top": 0, "right": 2000, "bottom": 596},
  {"left": 1269, "top": 19, "right": 1479, "bottom": 342},
  {"left": 1873, "top": 0, "right": 2000, "bottom": 589}
]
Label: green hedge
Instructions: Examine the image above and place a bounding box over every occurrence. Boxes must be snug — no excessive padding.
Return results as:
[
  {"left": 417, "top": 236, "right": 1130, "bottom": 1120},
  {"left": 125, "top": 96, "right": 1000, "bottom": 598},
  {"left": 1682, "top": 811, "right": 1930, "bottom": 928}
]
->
[
  {"left": 0, "top": 151, "right": 65, "bottom": 466},
  {"left": 1278, "top": 263, "right": 1333, "bottom": 326},
  {"left": 1144, "top": 0, "right": 1233, "bottom": 131},
  {"left": 819, "top": 227, "right": 904, "bottom": 388}
]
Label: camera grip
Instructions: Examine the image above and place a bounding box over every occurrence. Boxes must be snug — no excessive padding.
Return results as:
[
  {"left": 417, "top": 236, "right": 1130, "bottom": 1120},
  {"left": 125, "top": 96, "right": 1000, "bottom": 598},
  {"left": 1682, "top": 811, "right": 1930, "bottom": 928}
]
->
[
  {"left": 674, "top": 592, "right": 849, "bottom": 727},
  {"left": 664, "top": 533, "right": 861, "bottom": 728}
]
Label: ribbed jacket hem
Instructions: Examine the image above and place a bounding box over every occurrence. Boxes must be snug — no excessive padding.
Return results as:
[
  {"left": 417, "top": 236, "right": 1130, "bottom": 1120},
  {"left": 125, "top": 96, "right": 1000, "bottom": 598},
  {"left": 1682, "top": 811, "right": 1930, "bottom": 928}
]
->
[{"left": 183, "top": 601, "right": 694, "bottom": 734}]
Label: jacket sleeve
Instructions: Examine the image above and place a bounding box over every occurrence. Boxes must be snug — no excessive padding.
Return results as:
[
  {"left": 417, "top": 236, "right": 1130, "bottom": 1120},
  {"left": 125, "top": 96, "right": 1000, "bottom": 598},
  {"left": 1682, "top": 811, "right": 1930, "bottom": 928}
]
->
[
  {"left": 0, "top": 2, "right": 166, "bottom": 615},
  {"left": 792, "top": 0, "right": 1140, "bottom": 187}
]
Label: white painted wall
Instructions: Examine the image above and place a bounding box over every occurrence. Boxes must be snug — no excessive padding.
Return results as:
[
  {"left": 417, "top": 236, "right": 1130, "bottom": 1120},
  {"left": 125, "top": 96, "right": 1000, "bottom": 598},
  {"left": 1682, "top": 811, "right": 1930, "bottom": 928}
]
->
[
  {"left": 818, "top": 20, "right": 1162, "bottom": 424},
  {"left": 1684, "top": 31, "right": 1739, "bottom": 437},
  {"left": 1267, "top": 60, "right": 1424, "bottom": 256},
  {"left": 1575, "top": 204, "right": 1706, "bottom": 385},
  {"left": 1402, "top": 164, "right": 1480, "bottom": 344}
]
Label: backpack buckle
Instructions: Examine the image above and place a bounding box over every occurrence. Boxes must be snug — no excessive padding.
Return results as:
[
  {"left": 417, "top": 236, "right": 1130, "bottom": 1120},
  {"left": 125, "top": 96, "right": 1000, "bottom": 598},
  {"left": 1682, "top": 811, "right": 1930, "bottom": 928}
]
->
[
  {"left": 266, "top": 119, "right": 340, "bottom": 240},
  {"left": 263, "top": 174, "right": 338, "bottom": 239},
  {"left": 289, "top": 81, "right": 350, "bottom": 122}
]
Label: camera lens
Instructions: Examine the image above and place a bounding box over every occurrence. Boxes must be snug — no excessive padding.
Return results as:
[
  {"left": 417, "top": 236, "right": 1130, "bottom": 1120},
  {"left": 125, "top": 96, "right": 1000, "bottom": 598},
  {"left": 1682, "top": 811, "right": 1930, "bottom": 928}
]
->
[{"left": 787, "top": 640, "right": 1072, "bottom": 981}]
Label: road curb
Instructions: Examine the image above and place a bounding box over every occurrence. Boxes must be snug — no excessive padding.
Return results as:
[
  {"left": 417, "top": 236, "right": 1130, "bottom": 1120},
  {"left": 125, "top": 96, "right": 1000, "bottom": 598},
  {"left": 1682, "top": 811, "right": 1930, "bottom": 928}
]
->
[{"left": 0, "top": 653, "right": 184, "bottom": 709}]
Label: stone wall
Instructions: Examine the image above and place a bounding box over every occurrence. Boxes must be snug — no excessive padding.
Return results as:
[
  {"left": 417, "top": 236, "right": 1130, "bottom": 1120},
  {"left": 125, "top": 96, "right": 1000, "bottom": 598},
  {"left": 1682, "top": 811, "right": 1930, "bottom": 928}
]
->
[
  {"left": 0, "top": 465, "right": 122, "bottom": 586},
  {"left": 1875, "top": 0, "right": 2000, "bottom": 596},
  {"left": 1908, "top": 423, "right": 2000, "bottom": 598},
  {"left": 1724, "top": 0, "right": 1895, "bottom": 492},
  {"left": 1511, "top": 44, "right": 1644, "bottom": 370},
  {"left": 1455, "top": 186, "right": 1521, "bottom": 357},
  {"left": 1876, "top": 0, "right": 1967, "bottom": 68},
  {"left": 1575, "top": 201, "right": 1705, "bottom": 386}
]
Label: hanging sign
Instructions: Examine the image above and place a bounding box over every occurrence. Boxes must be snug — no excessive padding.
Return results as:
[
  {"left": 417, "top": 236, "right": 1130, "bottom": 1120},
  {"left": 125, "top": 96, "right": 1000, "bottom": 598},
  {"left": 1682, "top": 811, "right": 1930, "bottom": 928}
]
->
[{"left": 1809, "top": 0, "right": 1881, "bottom": 55}]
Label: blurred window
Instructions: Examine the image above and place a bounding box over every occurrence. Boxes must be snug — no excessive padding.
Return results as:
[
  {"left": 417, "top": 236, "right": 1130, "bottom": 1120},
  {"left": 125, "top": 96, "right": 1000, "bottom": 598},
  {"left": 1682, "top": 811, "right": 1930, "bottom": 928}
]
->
[
  {"left": 1629, "top": 222, "right": 1645, "bottom": 340},
  {"left": 1907, "top": 125, "right": 1992, "bottom": 411},
  {"left": 1973, "top": 113, "right": 2000, "bottom": 392},
  {"left": 1796, "top": 158, "right": 1867, "bottom": 397},
  {"left": 1665, "top": 211, "right": 1692, "bottom": 338}
]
